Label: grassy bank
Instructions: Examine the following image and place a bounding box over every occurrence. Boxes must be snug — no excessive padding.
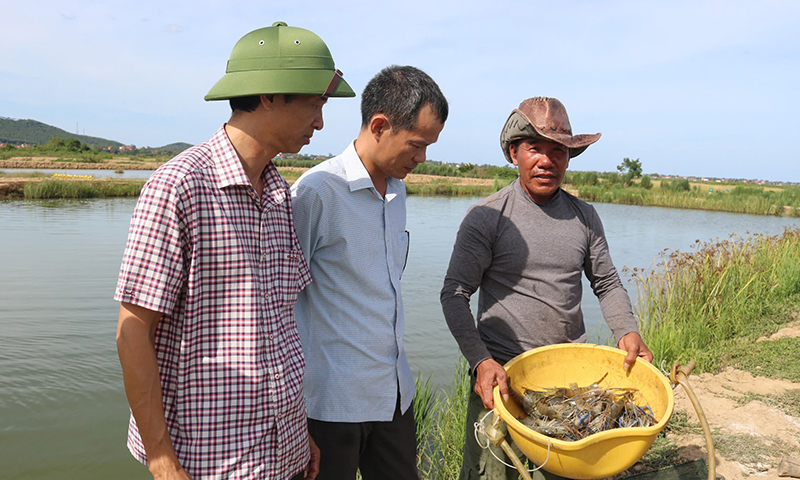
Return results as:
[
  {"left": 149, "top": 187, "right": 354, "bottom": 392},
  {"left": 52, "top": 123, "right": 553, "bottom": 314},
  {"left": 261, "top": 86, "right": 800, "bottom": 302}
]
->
[
  {"left": 631, "top": 228, "right": 800, "bottom": 374},
  {"left": 4, "top": 158, "right": 800, "bottom": 215},
  {"left": 21, "top": 178, "right": 146, "bottom": 199},
  {"left": 0, "top": 172, "right": 511, "bottom": 199},
  {"left": 405, "top": 177, "right": 513, "bottom": 196},
  {"left": 0, "top": 178, "right": 145, "bottom": 199},
  {"left": 569, "top": 173, "right": 800, "bottom": 217}
]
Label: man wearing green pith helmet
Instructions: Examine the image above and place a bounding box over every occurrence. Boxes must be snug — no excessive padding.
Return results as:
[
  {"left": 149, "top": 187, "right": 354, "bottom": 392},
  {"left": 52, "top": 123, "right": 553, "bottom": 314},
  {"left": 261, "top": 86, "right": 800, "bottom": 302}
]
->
[{"left": 115, "top": 22, "right": 353, "bottom": 480}]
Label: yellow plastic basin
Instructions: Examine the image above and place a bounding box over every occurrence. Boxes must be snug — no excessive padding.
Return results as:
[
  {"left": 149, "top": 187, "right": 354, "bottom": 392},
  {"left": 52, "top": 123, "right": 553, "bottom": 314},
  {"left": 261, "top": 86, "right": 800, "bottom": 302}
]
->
[{"left": 492, "top": 343, "right": 674, "bottom": 479}]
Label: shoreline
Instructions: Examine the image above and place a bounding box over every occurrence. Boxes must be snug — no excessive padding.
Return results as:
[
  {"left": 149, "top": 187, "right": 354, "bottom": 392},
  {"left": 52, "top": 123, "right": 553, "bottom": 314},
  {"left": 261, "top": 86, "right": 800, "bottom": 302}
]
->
[
  {"left": 0, "top": 157, "right": 164, "bottom": 170},
  {"left": 0, "top": 174, "right": 502, "bottom": 199},
  {"left": 2, "top": 159, "right": 799, "bottom": 217},
  {"left": 0, "top": 158, "right": 502, "bottom": 199}
]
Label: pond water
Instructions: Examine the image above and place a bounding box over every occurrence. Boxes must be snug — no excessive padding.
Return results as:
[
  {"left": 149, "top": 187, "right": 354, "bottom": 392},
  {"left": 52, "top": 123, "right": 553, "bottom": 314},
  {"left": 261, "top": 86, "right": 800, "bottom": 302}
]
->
[{"left": 1, "top": 195, "right": 799, "bottom": 479}]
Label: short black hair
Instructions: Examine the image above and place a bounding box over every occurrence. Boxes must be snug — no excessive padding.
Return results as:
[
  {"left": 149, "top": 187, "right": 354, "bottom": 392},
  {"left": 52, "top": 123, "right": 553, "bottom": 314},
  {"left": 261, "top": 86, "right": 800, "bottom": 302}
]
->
[
  {"left": 360, "top": 65, "right": 448, "bottom": 131},
  {"left": 229, "top": 94, "right": 298, "bottom": 113},
  {"left": 229, "top": 95, "right": 261, "bottom": 113}
]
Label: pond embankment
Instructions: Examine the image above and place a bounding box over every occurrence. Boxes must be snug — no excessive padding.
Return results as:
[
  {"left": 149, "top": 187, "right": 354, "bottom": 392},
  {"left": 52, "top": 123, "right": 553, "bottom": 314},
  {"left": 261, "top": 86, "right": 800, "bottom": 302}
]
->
[
  {"left": 0, "top": 157, "right": 502, "bottom": 199},
  {"left": 4, "top": 157, "right": 800, "bottom": 217}
]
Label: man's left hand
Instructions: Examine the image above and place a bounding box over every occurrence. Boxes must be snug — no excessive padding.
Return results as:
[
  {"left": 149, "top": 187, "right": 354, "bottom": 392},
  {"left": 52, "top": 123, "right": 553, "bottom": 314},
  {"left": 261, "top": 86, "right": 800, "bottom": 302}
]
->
[
  {"left": 304, "top": 435, "right": 320, "bottom": 480},
  {"left": 617, "top": 332, "right": 654, "bottom": 371}
]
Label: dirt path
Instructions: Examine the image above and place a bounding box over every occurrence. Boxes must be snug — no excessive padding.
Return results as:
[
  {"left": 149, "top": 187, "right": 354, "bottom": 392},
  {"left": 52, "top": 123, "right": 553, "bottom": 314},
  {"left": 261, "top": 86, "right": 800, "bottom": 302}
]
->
[
  {"left": 0, "top": 157, "right": 163, "bottom": 170},
  {"left": 664, "top": 322, "right": 800, "bottom": 480}
]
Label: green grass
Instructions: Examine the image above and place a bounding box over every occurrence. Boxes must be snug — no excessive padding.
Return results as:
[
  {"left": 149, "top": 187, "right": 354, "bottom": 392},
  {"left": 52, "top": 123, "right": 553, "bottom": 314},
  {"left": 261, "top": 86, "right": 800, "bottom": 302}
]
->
[
  {"left": 722, "top": 337, "right": 800, "bottom": 382},
  {"left": 22, "top": 179, "right": 145, "bottom": 199},
  {"left": 713, "top": 433, "right": 797, "bottom": 472},
  {"left": 634, "top": 411, "right": 701, "bottom": 472},
  {"left": 405, "top": 178, "right": 512, "bottom": 197},
  {"left": 415, "top": 358, "right": 471, "bottom": 479},
  {"left": 573, "top": 179, "right": 800, "bottom": 217}
]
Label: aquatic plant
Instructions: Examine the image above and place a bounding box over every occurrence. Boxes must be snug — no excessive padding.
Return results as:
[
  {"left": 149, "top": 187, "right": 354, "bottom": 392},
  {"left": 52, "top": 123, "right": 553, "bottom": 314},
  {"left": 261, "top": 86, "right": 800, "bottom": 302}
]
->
[
  {"left": 631, "top": 228, "right": 800, "bottom": 372},
  {"left": 23, "top": 179, "right": 145, "bottom": 199},
  {"left": 415, "top": 358, "right": 471, "bottom": 479}
]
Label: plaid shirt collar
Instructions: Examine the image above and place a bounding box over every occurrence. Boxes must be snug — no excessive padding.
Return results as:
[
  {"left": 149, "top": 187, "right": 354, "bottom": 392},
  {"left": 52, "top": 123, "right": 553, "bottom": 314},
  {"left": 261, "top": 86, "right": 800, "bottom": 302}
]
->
[
  {"left": 210, "top": 126, "right": 249, "bottom": 189},
  {"left": 210, "top": 125, "right": 288, "bottom": 206}
]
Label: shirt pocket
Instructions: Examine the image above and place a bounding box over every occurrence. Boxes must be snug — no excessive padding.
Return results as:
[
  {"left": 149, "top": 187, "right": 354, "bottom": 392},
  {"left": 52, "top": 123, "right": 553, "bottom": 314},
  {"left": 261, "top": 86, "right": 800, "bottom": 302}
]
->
[
  {"left": 394, "top": 229, "right": 410, "bottom": 279},
  {"left": 265, "top": 247, "right": 303, "bottom": 308}
]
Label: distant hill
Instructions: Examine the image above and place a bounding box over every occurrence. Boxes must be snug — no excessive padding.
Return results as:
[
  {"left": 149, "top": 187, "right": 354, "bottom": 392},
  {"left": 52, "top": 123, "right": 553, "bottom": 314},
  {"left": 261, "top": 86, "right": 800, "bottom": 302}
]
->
[
  {"left": 154, "top": 142, "right": 194, "bottom": 154},
  {"left": 0, "top": 116, "right": 191, "bottom": 153}
]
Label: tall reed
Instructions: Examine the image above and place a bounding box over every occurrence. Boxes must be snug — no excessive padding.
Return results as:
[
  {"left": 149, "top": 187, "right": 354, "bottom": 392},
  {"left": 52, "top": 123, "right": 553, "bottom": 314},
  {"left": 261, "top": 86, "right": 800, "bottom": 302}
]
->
[
  {"left": 415, "top": 358, "right": 471, "bottom": 479},
  {"left": 631, "top": 228, "right": 800, "bottom": 371}
]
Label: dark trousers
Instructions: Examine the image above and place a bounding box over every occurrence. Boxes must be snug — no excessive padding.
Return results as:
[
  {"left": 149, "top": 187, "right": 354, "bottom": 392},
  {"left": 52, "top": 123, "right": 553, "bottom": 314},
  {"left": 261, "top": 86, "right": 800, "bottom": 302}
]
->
[{"left": 307, "top": 398, "right": 419, "bottom": 480}]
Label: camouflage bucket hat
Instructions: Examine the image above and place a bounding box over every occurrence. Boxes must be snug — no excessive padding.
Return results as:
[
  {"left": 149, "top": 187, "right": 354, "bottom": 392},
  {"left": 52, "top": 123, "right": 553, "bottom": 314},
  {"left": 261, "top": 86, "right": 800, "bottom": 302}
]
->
[
  {"left": 205, "top": 22, "right": 355, "bottom": 101},
  {"left": 500, "top": 97, "right": 601, "bottom": 163}
]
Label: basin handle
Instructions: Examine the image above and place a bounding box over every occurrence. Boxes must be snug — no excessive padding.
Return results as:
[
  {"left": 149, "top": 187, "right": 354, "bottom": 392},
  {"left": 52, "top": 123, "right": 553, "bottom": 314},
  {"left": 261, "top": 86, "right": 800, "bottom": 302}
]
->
[{"left": 481, "top": 412, "right": 535, "bottom": 480}]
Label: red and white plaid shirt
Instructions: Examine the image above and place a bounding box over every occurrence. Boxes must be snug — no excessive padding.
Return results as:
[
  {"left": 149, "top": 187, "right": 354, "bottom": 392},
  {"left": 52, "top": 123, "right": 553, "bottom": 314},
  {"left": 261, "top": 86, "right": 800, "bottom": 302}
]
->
[{"left": 115, "top": 126, "right": 312, "bottom": 479}]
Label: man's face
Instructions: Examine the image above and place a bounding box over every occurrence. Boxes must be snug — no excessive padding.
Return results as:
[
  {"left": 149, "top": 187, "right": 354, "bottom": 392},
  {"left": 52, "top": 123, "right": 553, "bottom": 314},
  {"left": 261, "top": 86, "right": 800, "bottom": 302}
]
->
[
  {"left": 269, "top": 94, "right": 327, "bottom": 154},
  {"left": 373, "top": 104, "right": 444, "bottom": 179},
  {"left": 510, "top": 138, "right": 570, "bottom": 203}
]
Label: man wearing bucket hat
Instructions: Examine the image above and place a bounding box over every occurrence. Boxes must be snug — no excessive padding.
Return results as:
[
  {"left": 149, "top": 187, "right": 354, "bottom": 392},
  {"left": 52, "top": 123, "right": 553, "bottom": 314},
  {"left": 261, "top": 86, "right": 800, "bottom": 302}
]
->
[
  {"left": 115, "top": 22, "right": 353, "bottom": 480},
  {"left": 441, "top": 97, "right": 653, "bottom": 480},
  {"left": 290, "top": 65, "right": 448, "bottom": 480}
]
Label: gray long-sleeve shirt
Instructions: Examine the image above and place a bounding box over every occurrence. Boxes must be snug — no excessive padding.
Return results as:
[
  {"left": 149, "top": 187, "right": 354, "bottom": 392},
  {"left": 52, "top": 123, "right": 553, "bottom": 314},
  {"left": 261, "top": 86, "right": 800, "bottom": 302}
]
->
[{"left": 440, "top": 180, "right": 639, "bottom": 370}]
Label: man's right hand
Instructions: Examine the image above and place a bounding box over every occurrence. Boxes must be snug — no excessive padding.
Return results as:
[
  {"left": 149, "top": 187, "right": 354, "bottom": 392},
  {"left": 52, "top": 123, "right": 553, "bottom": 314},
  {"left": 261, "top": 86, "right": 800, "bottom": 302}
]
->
[
  {"left": 149, "top": 461, "right": 192, "bottom": 480},
  {"left": 474, "top": 358, "right": 508, "bottom": 409},
  {"left": 117, "top": 302, "right": 188, "bottom": 480}
]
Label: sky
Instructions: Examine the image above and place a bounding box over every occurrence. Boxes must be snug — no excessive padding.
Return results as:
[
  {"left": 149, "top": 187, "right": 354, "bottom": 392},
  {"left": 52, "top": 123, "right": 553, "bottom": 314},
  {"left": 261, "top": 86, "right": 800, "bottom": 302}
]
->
[{"left": 2, "top": 0, "right": 799, "bottom": 182}]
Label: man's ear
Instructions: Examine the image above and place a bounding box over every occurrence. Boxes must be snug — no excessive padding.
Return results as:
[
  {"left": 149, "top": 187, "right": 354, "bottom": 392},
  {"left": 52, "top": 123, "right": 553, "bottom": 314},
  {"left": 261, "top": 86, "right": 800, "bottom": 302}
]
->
[
  {"left": 509, "top": 143, "right": 519, "bottom": 167},
  {"left": 259, "top": 94, "right": 275, "bottom": 111},
  {"left": 369, "top": 114, "right": 391, "bottom": 142}
]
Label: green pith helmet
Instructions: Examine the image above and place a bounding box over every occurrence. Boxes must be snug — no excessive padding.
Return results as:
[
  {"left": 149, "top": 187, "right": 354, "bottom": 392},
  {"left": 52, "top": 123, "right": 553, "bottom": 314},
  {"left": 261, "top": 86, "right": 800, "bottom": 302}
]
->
[{"left": 205, "top": 22, "right": 355, "bottom": 101}]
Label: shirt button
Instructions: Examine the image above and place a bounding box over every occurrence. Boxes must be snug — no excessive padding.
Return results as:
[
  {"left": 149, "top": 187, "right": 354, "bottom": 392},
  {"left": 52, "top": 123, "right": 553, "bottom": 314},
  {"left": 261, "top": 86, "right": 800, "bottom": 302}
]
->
[
  {"left": 264, "top": 293, "right": 270, "bottom": 300},
  {"left": 261, "top": 252, "right": 267, "bottom": 260},
  {"left": 269, "top": 334, "right": 275, "bottom": 340},
  {"left": 275, "top": 373, "right": 282, "bottom": 380}
]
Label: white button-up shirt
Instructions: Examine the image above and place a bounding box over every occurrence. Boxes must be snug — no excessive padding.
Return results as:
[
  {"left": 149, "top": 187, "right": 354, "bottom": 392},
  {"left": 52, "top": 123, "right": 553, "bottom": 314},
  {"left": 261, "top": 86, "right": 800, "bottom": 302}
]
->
[{"left": 291, "top": 141, "right": 414, "bottom": 422}]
